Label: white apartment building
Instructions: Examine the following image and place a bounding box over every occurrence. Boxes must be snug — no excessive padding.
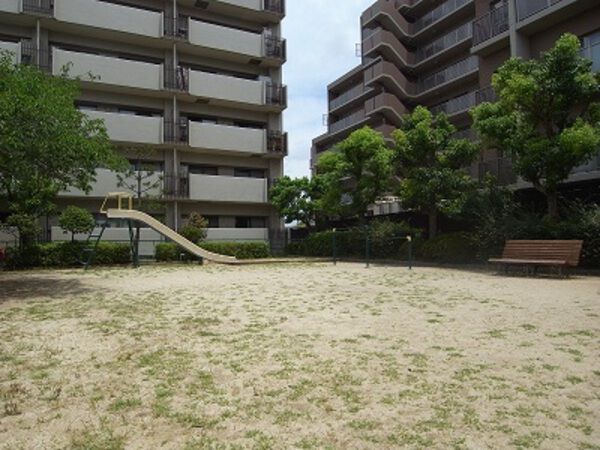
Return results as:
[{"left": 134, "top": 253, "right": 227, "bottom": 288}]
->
[{"left": 0, "top": 0, "right": 287, "bottom": 252}]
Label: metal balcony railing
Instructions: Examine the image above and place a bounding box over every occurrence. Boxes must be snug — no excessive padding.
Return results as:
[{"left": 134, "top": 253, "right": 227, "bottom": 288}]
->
[
  {"left": 417, "top": 55, "right": 479, "bottom": 93},
  {"left": 164, "top": 66, "right": 189, "bottom": 91},
  {"left": 263, "top": 0, "right": 285, "bottom": 15},
  {"left": 516, "top": 0, "right": 563, "bottom": 21},
  {"left": 415, "top": 22, "right": 472, "bottom": 63},
  {"left": 475, "top": 85, "right": 497, "bottom": 104},
  {"left": 162, "top": 173, "right": 190, "bottom": 199},
  {"left": 164, "top": 120, "right": 189, "bottom": 145},
  {"left": 413, "top": 0, "right": 471, "bottom": 33},
  {"left": 473, "top": 2, "right": 509, "bottom": 46},
  {"left": 430, "top": 90, "right": 477, "bottom": 115},
  {"left": 329, "top": 84, "right": 367, "bottom": 110},
  {"left": 265, "top": 82, "right": 287, "bottom": 107},
  {"left": 263, "top": 35, "right": 286, "bottom": 60},
  {"left": 22, "top": 0, "right": 53, "bottom": 15},
  {"left": 21, "top": 41, "right": 52, "bottom": 72},
  {"left": 267, "top": 131, "right": 288, "bottom": 156},
  {"left": 164, "top": 12, "right": 189, "bottom": 40},
  {"left": 329, "top": 109, "right": 366, "bottom": 134}
]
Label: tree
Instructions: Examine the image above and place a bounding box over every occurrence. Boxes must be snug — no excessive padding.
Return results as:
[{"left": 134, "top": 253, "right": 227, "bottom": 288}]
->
[
  {"left": 393, "top": 106, "right": 478, "bottom": 238},
  {"left": 179, "top": 212, "right": 208, "bottom": 243},
  {"left": 472, "top": 33, "right": 600, "bottom": 219},
  {"left": 269, "top": 175, "right": 324, "bottom": 227},
  {"left": 0, "top": 53, "right": 124, "bottom": 246},
  {"left": 59, "top": 206, "right": 95, "bottom": 241},
  {"left": 317, "top": 126, "right": 394, "bottom": 220}
]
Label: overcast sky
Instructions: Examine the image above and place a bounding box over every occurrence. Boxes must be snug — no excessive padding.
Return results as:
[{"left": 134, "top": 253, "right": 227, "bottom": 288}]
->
[{"left": 282, "top": 0, "right": 373, "bottom": 178}]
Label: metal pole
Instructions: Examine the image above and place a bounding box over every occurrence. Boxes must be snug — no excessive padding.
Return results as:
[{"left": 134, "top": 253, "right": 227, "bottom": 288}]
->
[
  {"left": 407, "top": 235, "right": 412, "bottom": 271},
  {"left": 332, "top": 228, "right": 337, "bottom": 266},
  {"left": 365, "top": 224, "right": 370, "bottom": 269}
]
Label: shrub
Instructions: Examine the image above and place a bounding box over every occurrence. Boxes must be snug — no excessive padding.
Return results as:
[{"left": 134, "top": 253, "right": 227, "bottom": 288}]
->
[
  {"left": 4, "top": 241, "right": 131, "bottom": 269},
  {"left": 418, "top": 232, "right": 479, "bottom": 263},
  {"left": 59, "top": 206, "right": 95, "bottom": 241},
  {"left": 179, "top": 212, "right": 208, "bottom": 243},
  {"left": 200, "top": 241, "right": 270, "bottom": 260},
  {"left": 155, "top": 243, "right": 181, "bottom": 262}
]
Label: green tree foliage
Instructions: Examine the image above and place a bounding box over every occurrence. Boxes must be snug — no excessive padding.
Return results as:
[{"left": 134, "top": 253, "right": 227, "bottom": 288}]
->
[
  {"left": 392, "top": 106, "right": 478, "bottom": 238},
  {"left": 316, "top": 126, "right": 394, "bottom": 220},
  {"left": 179, "top": 212, "right": 208, "bottom": 243},
  {"left": 59, "top": 206, "right": 95, "bottom": 241},
  {"left": 472, "top": 33, "right": 600, "bottom": 219},
  {"left": 0, "top": 53, "right": 124, "bottom": 245},
  {"left": 269, "top": 175, "right": 323, "bottom": 227}
]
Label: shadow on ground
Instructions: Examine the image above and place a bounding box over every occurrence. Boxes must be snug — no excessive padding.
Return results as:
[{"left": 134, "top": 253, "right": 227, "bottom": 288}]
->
[{"left": 0, "top": 275, "right": 93, "bottom": 303}]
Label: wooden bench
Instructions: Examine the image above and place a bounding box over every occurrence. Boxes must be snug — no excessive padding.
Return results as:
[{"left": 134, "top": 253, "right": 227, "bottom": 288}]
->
[{"left": 489, "top": 240, "right": 583, "bottom": 277}]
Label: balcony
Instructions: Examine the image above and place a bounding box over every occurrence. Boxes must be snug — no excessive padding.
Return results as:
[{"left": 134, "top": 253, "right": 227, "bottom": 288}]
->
[
  {"left": 362, "top": 28, "right": 415, "bottom": 68},
  {"left": 472, "top": 2, "right": 509, "bottom": 49},
  {"left": 53, "top": 48, "right": 162, "bottom": 92},
  {"left": 206, "top": 228, "right": 269, "bottom": 242},
  {"left": 83, "top": 110, "right": 163, "bottom": 145},
  {"left": 188, "top": 19, "right": 285, "bottom": 62},
  {"left": 430, "top": 91, "right": 477, "bottom": 116},
  {"left": 0, "top": 41, "right": 20, "bottom": 63},
  {"left": 189, "top": 70, "right": 264, "bottom": 106},
  {"left": 189, "top": 121, "right": 267, "bottom": 155},
  {"left": 208, "top": 0, "right": 285, "bottom": 16},
  {"left": 416, "top": 55, "right": 479, "bottom": 95},
  {"left": 516, "top": 0, "right": 564, "bottom": 21},
  {"left": 62, "top": 169, "right": 163, "bottom": 198},
  {"left": 328, "top": 109, "right": 368, "bottom": 135},
  {"left": 53, "top": 0, "right": 162, "bottom": 39},
  {"left": 475, "top": 85, "right": 497, "bottom": 104},
  {"left": 267, "top": 131, "right": 288, "bottom": 157},
  {"left": 329, "top": 83, "right": 371, "bottom": 111},
  {"left": 189, "top": 174, "right": 268, "bottom": 204},
  {"left": 0, "top": 0, "right": 19, "bottom": 13},
  {"left": 365, "top": 92, "right": 408, "bottom": 125},
  {"left": 414, "top": 0, "right": 472, "bottom": 33},
  {"left": 415, "top": 22, "right": 472, "bottom": 63}
]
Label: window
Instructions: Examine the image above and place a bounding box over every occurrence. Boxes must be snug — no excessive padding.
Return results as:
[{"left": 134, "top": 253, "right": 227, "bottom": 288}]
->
[
  {"left": 582, "top": 30, "right": 600, "bottom": 72},
  {"left": 188, "top": 165, "right": 218, "bottom": 175},
  {"left": 235, "top": 217, "right": 266, "bottom": 229},
  {"left": 128, "top": 160, "right": 164, "bottom": 172},
  {"left": 234, "top": 168, "right": 265, "bottom": 179},
  {"left": 205, "top": 216, "right": 219, "bottom": 228}
]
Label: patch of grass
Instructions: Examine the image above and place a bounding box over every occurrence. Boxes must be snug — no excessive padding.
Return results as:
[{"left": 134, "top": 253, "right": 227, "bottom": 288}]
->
[
  {"left": 511, "top": 431, "right": 548, "bottom": 448},
  {"left": 109, "top": 397, "right": 142, "bottom": 412},
  {"left": 69, "top": 426, "right": 125, "bottom": 450},
  {"left": 520, "top": 324, "right": 537, "bottom": 331}
]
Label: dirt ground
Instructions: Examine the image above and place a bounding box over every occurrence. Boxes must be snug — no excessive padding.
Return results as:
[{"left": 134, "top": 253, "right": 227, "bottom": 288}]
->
[{"left": 0, "top": 263, "right": 598, "bottom": 449}]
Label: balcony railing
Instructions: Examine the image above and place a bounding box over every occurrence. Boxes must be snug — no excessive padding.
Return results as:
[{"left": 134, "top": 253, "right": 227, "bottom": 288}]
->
[
  {"left": 475, "top": 85, "right": 497, "bottom": 104},
  {"left": 164, "top": 12, "right": 189, "bottom": 40},
  {"left": 430, "top": 90, "right": 477, "bottom": 115},
  {"left": 263, "top": 35, "right": 286, "bottom": 60},
  {"left": 164, "top": 120, "right": 189, "bottom": 145},
  {"left": 20, "top": 41, "right": 52, "bottom": 72},
  {"left": 264, "top": 0, "right": 285, "bottom": 15},
  {"left": 267, "top": 131, "right": 288, "bottom": 156},
  {"left": 22, "top": 0, "right": 53, "bottom": 15},
  {"left": 516, "top": 0, "right": 563, "bottom": 21},
  {"left": 417, "top": 55, "right": 478, "bottom": 93},
  {"left": 414, "top": 0, "right": 471, "bottom": 33},
  {"left": 415, "top": 22, "right": 472, "bottom": 63},
  {"left": 265, "top": 82, "right": 287, "bottom": 107},
  {"left": 329, "top": 84, "right": 367, "bottom": 110},
  {"left": 163, "top": 173, "right": 190, "bottom": 199},
  {"left": 329, "top": 109, "right": 366, "bottom": 134},
  {"left": 164, "top": 66, "right": 189, "bottom": 91},
  {"left": 473, "top": 2, "right": 509, "bottom": 46}
]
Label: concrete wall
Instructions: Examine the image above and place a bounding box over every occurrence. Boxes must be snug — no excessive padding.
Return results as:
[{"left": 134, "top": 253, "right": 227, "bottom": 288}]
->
[
  {"left": 0, "top": 0, "right": 18, "bottom": 13},
  {"left": 62, "top": 169, "right": 163, "bottom": 198},
  {"left": 189, "top": 70, "right": 265, "bottom": 105},
  {"left": 84, "top": 110, "right": 163, "bottom": 145},
  {"left": 206, "top": 228, "right": 268, "bottom": 241},
  {"left": 189, "top": 19, "right": 263, "bottom": 57},
  {"left": 54, "top": 0, "right": 163, "bottom": 38},
  {"left": 53, "top": 48, "right": 163, "bottom": 91},
  {"left": 217, "top": 0, "right": 263, "bottom": 11},
  {"left": 189, "top": 122, "right": 266, "bottom": 154},
  {"left": 189, "top": 174, "right": 268, "bottom": 203},
  {"left": 0, "top": 41, "right": 20, "bottom": 63}
]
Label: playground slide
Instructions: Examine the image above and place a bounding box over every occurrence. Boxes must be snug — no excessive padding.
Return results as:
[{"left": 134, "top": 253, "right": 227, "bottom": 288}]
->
[{"left": 105, "top": 208, "right": 238, "bottom": 264}]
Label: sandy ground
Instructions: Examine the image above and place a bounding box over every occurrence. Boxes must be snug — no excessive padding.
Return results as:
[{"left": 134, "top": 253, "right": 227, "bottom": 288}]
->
[{"left": 0, "top": 263, "right": 598, "bottom": 449}]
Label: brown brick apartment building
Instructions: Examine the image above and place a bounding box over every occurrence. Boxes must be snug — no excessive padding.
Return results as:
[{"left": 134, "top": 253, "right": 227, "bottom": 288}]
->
[{"left": 311, "top": 0, "right": 600, "bottom": 195}]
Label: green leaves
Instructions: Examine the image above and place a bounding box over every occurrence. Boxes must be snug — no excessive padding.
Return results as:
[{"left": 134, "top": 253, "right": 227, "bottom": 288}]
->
[
  {"left": 269, "top": 175, "right": 322, "bottom": 226},
  {"left": 59, "top": 206, "right": 95, "bottom": 238}
]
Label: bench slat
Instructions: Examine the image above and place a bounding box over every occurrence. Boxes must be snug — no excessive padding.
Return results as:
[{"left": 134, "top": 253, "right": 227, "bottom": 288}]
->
[{"left": 490, "top": 240, "right": 583, "bottom": 269}]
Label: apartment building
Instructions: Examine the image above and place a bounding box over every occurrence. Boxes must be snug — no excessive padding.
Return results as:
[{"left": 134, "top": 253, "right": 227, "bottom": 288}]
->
[
  {"left": 0, "top": 0, "right": 287, "bottom": 251},
  {"left": 311, "top": 0, "right": 600, "bottom": 197}
]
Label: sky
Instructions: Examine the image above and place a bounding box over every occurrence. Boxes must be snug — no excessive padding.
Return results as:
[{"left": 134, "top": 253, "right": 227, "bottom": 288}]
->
[{"left": 282, "top": 0, "right": 374, "bottom": 178}]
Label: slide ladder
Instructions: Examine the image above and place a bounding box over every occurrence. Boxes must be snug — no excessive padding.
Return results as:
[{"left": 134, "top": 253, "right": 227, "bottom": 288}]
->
[{"left": 99, "top": 193, "right": 238, "bottom": 265}]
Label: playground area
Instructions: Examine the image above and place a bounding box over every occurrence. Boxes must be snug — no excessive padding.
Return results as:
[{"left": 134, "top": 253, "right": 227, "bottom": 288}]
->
[{"left": 0, "top": 263, "right": 598, "bottom": 449}]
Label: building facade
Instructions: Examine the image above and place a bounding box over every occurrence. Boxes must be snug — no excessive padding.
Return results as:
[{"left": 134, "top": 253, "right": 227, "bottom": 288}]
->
[
  {"left": 0, "top": 0, "right": 287, "bottom": 251},
  {"left": 311, "top": 0, "right": 600, "bottom": 195}
]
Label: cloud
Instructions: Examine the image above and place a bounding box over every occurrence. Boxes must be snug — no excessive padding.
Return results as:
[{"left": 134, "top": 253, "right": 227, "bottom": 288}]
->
[{"left": 282, "top": 0, "right": 373, "bottom": 178}]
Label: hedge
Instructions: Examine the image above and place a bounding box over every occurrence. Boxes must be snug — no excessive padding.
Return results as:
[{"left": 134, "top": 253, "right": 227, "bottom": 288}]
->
[
  {"left": 4, "top": 241, "right": 131, "bottom": 270},
  {"left": 155, "top": 241, "right": 270, "bottom": 261}
]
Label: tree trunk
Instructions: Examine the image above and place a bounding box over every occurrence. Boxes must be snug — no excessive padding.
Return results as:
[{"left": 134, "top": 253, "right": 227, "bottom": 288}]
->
[
  {"left": 546, "top": 191, "right": 559, "bottom": 220},
  {"left": 428, "top": 210, "right": 438, "bottom": 239}
]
